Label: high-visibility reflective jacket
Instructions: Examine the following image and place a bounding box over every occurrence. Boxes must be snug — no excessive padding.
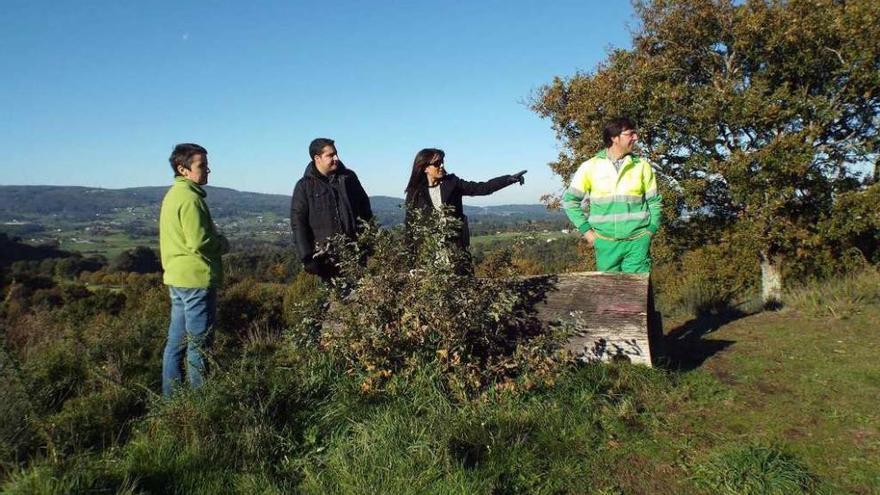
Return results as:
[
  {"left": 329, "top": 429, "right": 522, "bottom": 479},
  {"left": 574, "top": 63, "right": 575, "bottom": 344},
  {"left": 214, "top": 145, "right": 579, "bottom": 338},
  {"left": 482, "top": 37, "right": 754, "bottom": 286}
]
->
[{"left": 562, "top": 150, "right": 662, "bottom": 240}]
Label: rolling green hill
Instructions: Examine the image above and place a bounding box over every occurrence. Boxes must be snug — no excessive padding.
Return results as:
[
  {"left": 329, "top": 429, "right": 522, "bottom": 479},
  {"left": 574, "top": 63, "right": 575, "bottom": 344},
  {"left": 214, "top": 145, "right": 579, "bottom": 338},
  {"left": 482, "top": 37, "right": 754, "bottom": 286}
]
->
[{"left": 0, "top": 185, "right": 563, "bottom": 226}]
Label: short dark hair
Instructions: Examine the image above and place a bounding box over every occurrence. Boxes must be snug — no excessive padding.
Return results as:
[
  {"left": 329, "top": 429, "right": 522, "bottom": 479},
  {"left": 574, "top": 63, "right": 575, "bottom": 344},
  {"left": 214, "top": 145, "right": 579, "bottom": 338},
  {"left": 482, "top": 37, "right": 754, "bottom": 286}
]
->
[
  {"left": 309, "top": 138, "right": 336, "bottom": 160},
  {"left": 169, "top": 143, "right": 208, "bottom": 177},
  {"left": 602, "top": 117, "right": 636, "bottom": 147}
]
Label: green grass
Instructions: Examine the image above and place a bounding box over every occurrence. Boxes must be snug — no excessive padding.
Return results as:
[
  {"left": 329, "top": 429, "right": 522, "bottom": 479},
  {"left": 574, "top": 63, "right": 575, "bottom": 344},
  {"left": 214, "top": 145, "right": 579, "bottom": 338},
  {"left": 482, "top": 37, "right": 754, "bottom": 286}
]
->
[
  {"left": 658, "top": 273, "right": 880, "bottom": 493},
  {"left": 2, "top": 271, "right": 879, "bottom": 493},
  {"left": 691, "top": 444, "right": 828, "bottom": 495},
  {"left": 56, "top": 231, "right": 153, "bottom": 259}
]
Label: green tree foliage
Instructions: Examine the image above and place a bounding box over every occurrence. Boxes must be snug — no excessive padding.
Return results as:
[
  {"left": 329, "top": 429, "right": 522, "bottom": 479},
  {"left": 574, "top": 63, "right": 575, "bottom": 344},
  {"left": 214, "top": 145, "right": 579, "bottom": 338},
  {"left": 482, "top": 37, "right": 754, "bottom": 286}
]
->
[
  {"left": 223, "top": 245, "right": 302, "bottom": 284},
  {"left": 473, "top": 235, "right": 584, "bottom": 276},
  {"left": 533, "top": 0, "right": 880, "bottom": 299},
  {"left": 0, "top": 233, "right": 71, "bottom": 269},
  {"left": 110, "top": 246, "right": 161, "bottom": 274},
  {"left": 819, "top": 182, "right": 880, "bottom": 264}
]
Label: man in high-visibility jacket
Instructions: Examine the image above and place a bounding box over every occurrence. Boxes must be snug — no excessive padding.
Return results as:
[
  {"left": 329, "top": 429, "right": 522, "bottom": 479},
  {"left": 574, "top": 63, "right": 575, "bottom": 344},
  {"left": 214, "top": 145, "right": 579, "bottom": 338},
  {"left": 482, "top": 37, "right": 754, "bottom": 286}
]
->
[{"left": 562, "top": 117, "right": 661, "bottom": 273}]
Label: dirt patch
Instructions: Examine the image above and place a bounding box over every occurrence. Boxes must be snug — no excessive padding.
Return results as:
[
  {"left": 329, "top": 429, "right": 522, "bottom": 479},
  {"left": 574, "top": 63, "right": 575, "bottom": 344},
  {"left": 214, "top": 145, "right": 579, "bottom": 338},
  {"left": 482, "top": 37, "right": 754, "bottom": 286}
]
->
[
  {"left": 754, "top": 380, "right": 792, "bottom": 395},
  {"left": 783, "top": 427, "right": 808, "bottom": 440},
  {"left": 711, "top": 368, "right": 739, "bottom": 386},
  {"left": 852, "top": 427, "right": 878, "bottom": 447},
  {"left": 613, "top": 452, "right": 691, "bottom": 495}
]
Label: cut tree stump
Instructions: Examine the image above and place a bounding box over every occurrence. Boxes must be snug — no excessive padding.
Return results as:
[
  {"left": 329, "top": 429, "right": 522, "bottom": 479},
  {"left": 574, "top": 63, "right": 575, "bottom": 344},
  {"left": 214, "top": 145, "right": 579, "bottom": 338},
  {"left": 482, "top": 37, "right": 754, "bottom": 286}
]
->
[
  {"left": 518, "top": 271, "right": 662, "bottom": 366},
  {"left": 321, "top": 270, "right": 663, "bottom": 367}
]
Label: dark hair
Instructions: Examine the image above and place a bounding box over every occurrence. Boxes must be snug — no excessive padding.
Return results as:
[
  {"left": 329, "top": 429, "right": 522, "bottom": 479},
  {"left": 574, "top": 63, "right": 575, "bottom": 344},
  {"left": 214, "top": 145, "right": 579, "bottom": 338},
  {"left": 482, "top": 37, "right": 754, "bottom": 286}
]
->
[
  {"left": 602, "top": 117, "right": 636, "bottom": 147},
  {"left": 309, "top": 138, "right": 336, "bottom": 160},
  {"left": 169, "top": 143, "right": 208, "bottom": 177},
  {"left": 404, "top": 148, "right": 445, "bottom": 196}
]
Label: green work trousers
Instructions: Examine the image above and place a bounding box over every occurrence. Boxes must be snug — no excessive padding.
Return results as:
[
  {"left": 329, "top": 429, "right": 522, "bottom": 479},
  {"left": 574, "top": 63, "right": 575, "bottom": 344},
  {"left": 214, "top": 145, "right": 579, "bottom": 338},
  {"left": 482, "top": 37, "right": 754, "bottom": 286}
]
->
[{"left": 594, "top": 234, "right": 652, "bottom": 273}]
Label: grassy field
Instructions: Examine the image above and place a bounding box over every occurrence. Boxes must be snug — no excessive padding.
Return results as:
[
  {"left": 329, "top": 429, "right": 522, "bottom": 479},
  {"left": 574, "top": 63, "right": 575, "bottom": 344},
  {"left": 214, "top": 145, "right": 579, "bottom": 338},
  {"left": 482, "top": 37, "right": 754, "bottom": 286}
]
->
[
  {"left": 58, "top": 231, "right": 154, "bottom": 259},
  {"left": 659, "top": 302, "right": 880, "bottom": 493},
  {"left": 2, "top": 271, "right": 878, "bottom": 493}
]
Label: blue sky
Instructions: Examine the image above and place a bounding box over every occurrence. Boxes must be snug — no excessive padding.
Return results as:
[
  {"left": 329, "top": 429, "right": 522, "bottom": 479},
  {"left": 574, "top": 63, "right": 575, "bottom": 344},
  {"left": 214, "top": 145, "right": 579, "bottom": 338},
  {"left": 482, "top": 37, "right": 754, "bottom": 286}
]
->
[{"left": 0, "top": 1, "right": 635, "bottom": 205}]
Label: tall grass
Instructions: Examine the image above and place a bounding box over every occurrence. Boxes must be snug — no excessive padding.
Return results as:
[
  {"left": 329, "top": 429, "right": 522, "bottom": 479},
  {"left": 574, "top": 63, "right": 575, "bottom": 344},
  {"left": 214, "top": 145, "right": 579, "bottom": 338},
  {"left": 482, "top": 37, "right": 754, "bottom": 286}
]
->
[
  {"left": 784, "top": 268, "right": 880, "bottom": 319},
  {"left": 691, "top": 444, "right": 828, "bottom": 495},
  {"left": 2, "top": 352, "right": 695, "bottom": 494},
  {"left": 2, "top": 228, "right": 853, "bottom": 493}
]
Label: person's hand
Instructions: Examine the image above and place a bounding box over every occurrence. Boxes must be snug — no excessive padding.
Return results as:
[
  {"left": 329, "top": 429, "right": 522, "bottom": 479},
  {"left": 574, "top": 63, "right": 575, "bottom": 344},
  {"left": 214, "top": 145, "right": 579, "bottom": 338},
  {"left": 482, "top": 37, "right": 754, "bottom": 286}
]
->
[
  {"left": 510, "top": 170, "right": 527, "bottom": 185},
  {"left": 583, "top": 229, "right": 596, "bottom": 246}
]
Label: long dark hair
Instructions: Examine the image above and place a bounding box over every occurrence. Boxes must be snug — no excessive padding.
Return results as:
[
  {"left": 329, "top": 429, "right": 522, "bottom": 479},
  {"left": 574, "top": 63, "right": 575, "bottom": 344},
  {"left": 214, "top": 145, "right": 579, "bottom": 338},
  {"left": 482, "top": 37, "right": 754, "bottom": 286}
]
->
[{"left": 404, "top": 148, "right": 445, "bottom": 197}]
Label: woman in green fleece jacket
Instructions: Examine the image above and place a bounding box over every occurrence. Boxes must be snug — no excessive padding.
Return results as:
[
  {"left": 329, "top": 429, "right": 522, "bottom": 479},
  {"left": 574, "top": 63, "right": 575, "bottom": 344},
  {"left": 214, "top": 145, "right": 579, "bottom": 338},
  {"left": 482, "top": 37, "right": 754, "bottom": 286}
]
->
[{"left": 159, "top": 143, "right": 228, "bottom": 397}]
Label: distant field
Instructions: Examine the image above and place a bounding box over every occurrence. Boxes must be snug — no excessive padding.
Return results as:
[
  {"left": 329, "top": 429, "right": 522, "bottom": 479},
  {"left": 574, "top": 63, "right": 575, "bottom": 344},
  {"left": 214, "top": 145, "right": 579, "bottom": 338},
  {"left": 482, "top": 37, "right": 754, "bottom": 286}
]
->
[
  {"left": 4, "top": 223, "right": 577, "bottom": 259},
  {"left": 58, "top": 231, "right": 154, "bottom": 259}
]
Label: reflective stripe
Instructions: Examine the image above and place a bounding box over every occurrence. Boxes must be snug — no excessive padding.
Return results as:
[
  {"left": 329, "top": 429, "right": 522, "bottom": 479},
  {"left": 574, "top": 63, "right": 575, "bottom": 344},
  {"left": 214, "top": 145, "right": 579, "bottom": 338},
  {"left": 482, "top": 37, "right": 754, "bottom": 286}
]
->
[
  {"left": 589, "top": 194, "right": 644, "bottom": 205},
  {"left": 593, "top": 229, "right": 650, "bottom": 241},
  {"left": 588, "top": 211, "right": 649, "bottom": 223},
  {"left": 644, "top": 188, "right": 658, "bottom": 200},
  {"left": 561, "top": 199, "right": 583, "bottom": 210},
  {"left": 562, "top": 187, "right": 587, "bottom": 210},
  {"left": 564, "top": 186, "right": 585, "bottom": 199}
]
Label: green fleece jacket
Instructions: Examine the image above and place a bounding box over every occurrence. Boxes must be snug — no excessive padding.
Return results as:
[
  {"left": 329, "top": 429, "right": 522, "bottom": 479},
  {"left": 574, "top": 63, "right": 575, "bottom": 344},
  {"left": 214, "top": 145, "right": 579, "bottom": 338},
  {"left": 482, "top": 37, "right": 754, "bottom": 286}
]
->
[{"left": 159, "top": 177, "right": 226, "bottom": 288}]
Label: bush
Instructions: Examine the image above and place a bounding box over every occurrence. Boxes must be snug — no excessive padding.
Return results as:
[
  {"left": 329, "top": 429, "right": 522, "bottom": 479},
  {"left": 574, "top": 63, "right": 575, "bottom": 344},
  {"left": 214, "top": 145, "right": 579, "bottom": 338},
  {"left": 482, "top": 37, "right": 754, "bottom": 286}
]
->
[
  {"left": 22, "top": 339, "right": 88, "bottom": 415},
  {"left": 653, "top": 242, "right": 759, "bottom": 317},
  {"left": 39, "top": 387, "right": 143, "bottom": 455},
  {"left": 473, "top": 235, "right": 583, "bottom": 276},
  {"left": 317, "top": 210, "right": 573, "bottom": 398},
  {"left": 218, "top": 280, "right": 287, "bottom": 338},
  {"left": 110, "top": 246, "right": 161, "bottom": 274},
  {"left": 820, "top": 183, "right": 880, "bottom": 264},
  {"left": 0, "top": 341, "right": 42, "bottom": 475}
]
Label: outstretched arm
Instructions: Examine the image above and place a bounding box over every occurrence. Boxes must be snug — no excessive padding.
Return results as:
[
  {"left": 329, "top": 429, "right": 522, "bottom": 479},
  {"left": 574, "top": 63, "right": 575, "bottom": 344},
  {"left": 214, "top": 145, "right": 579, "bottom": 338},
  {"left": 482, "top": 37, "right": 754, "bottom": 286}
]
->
[{"left": 458, "top": 170, "right": 526, "bottom": 196}]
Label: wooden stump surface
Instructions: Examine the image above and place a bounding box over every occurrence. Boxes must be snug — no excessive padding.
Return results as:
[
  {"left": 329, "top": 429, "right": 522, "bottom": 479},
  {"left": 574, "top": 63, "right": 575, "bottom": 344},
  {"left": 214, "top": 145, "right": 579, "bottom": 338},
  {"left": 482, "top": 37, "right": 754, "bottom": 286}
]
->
[{"left": 520, "top": 272, "right": 656, "bottom": 366}]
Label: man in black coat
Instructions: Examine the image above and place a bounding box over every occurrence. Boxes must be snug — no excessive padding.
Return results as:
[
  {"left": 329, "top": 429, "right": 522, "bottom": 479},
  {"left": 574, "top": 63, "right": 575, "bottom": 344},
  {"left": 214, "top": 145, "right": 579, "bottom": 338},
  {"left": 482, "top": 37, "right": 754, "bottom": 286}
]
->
[
  {"left": 404, "top": 148, "right": 526, "bottom": 249},
  {"left": 290, "top": 138, "right": 373, "bottom": 280}
]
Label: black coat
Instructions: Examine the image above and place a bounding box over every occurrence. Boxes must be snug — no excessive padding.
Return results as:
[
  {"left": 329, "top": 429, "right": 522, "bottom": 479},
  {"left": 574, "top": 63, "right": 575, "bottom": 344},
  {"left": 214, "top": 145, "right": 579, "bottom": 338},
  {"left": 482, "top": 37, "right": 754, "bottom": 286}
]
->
[
  {"left": 404, "top": 173, "right": 516, "bottom": 248},
  {"left": 290, "top": 162, "right": 373, "bottom": 267}
]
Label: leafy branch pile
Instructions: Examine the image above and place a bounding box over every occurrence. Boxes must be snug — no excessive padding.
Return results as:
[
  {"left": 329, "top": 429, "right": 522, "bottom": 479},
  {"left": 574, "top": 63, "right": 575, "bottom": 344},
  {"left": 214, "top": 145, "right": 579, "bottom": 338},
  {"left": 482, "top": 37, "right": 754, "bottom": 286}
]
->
[{"left": 317, "top": 209, "right": 572, "bottom": 397}]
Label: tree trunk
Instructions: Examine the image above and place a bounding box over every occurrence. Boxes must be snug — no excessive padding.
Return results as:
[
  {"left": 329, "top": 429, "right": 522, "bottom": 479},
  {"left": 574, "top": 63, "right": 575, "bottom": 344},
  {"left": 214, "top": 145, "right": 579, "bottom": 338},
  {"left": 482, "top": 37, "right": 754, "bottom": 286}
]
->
[
  {"left": 760, "top": 251, "right": 783, "bottom": 306},
  {"left": 874, "top": 156, "right": 879, "bottom": 184}
]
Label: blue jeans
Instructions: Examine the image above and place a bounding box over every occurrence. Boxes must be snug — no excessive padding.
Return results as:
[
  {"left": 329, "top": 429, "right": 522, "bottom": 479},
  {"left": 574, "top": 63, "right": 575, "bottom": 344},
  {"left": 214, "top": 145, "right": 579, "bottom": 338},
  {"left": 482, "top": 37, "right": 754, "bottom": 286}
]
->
[{"left": 162, "top": 286, "right": 217, "bottom": 397}]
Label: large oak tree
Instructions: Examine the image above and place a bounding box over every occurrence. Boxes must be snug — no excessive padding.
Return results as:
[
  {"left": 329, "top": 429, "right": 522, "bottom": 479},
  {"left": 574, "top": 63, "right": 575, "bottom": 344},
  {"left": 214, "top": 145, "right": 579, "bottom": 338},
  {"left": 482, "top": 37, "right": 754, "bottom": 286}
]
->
[{"left": 533, "top": 0, "right": 879, "bottom": 301}]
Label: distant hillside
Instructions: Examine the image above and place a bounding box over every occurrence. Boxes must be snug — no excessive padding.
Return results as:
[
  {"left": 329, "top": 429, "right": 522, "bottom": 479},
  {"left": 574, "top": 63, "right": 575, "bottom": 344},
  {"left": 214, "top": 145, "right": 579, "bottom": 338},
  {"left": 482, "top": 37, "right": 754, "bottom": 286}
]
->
[{"left": 0, "top": 185, "right": 563, "bottom": 227}]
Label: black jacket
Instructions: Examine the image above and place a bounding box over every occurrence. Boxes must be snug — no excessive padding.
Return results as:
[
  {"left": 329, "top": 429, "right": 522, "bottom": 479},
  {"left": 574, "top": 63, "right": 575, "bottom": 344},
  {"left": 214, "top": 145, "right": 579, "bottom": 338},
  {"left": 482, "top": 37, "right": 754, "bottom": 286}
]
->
[
  {"left": 290, "top": 162, "right": 373, "bottom": 267},
  {"left": 404, "top": 173, "right": 517, "bottom": 248}
]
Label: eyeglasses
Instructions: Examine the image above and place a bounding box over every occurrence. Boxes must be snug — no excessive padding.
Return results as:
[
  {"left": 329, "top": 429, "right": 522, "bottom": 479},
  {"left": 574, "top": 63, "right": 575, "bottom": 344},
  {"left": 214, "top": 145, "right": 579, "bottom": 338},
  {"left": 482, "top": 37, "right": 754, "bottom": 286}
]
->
[{"left": 426, "top": 162, "right": 444, "bottom": 168}]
